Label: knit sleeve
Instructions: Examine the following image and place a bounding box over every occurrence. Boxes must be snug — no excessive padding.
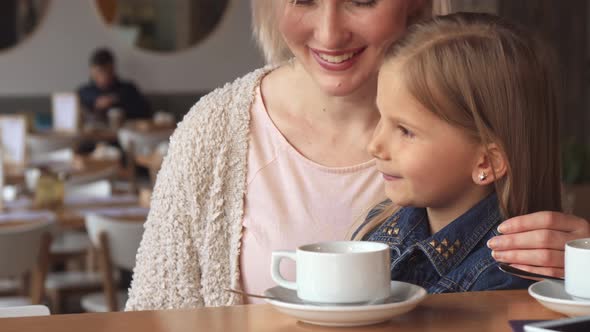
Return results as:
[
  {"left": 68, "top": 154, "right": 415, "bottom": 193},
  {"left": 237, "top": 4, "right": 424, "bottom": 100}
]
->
[
  {"left": 125, "top": 67, "right": 270, "bottom": 310},
  {"left": 125, "top": 99, "right": 217, "bottom": 311}
]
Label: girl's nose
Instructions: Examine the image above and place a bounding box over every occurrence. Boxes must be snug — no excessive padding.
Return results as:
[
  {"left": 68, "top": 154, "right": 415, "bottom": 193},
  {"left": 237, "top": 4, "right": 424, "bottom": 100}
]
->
[
  {"left": 367, "top": 121, "right": 389, "bottom": 160},
  {"left": 314, "top": 5, "right": 352, "bottom": 49}
]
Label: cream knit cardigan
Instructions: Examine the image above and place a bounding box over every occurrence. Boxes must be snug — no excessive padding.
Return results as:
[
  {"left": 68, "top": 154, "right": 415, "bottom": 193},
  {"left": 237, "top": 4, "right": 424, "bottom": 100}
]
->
[{"left": 126, "top": 67, "right": 273, "bottom": 310}]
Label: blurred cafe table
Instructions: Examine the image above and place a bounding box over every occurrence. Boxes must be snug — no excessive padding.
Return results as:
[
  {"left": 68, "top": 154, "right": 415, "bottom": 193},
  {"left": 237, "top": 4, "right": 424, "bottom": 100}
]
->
[
  {"left": 2, "top": 155, "right": 147, "bottom": 227},
  {"left": 124, "top": 119, "right": 175, "bottom": 134},
  {"left": 0, "top": 194, "right": 149, "bottom": 230},
  {"left": 4, "top": 155, "right": 119, "bottom": 187},
  {"left": 0, "top": 290, "right": 564, "bottom": 332},
  {"left": 28, "top": 128, "right": 119, "bottom": 149},
  {"left": 117, "top": 119, "right": 174, "bottom": 155}
]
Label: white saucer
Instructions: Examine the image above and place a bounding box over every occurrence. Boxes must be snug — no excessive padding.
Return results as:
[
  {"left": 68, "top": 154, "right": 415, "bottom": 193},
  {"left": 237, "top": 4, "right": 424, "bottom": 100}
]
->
[
  {"left": 529, "top": 280, "right": 590, "bottom": 317},
  {"left": 264, "top": 281, "right": 427, "bottom": 327}
]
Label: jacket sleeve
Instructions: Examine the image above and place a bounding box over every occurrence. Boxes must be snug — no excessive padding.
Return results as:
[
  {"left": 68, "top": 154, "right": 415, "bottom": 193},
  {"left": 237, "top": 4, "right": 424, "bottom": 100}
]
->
[
  {"left": 469, "top": 262, "right": 534, "bottom": 292},
  {"left": 125, "top": 104, "right": 209, "bottom": 311}
]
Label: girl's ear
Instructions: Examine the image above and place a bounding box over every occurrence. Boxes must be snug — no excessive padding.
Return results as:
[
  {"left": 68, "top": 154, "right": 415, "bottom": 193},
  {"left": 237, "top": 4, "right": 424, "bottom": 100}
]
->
[{"left": 472, "top": 143, "right": 508, "bottom": 185}]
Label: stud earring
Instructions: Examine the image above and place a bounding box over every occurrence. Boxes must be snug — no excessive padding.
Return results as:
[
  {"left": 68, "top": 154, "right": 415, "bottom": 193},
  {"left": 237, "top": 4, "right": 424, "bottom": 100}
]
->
[{"left": 478, "top": 172, "right": 487, "bottom": 182}]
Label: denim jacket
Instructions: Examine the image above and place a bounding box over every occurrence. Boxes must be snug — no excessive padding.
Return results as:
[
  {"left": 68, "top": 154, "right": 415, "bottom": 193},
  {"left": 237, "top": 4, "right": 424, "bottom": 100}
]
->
[{"left": 353, "top": 193, "right": 533, "bottom": 293}]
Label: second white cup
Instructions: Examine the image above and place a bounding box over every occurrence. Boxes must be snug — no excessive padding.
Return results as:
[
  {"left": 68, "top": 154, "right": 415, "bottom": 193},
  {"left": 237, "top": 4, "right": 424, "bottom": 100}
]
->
[
  {"left": 565, "top": 238, "right": 590, "bottom": 301},
  {"left": 271, "top": 241, "right": 391, "bottom": 304}
]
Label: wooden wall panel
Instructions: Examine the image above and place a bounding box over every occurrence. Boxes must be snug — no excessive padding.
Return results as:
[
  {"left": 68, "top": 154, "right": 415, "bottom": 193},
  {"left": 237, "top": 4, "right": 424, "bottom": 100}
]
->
[{"left": 498, "top": 0, "right": 588, "bottom": 144}]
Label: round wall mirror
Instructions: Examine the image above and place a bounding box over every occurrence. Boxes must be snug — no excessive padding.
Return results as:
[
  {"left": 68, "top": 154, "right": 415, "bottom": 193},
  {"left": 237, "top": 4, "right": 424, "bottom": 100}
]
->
[
  {"left": 0, "top": 0, "right": 50, "bottom": 51},
  {"left": 96, "top": 0, "right": 230, "bottom": 53}
]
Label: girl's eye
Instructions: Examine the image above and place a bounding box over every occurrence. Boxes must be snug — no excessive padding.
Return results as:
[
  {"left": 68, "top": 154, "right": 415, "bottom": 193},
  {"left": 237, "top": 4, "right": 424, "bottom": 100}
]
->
[{"left": 398, "top": 125, "right": 415, "bottom": 138}]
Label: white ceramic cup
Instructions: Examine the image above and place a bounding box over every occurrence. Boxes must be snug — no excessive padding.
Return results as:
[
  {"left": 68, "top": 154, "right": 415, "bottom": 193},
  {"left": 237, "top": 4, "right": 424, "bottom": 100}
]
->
[
  {"left": 271, "top": 241, "right": 391, "bottom": 304},
  {"left": 565, "top": 238, "right": 590, "bottom": 301}
]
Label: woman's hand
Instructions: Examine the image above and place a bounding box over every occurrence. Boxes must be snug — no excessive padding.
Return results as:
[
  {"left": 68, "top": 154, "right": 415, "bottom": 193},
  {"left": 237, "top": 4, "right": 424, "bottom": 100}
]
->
[{"left": 487, "top": 211, "right": 590, "bottom": 278}]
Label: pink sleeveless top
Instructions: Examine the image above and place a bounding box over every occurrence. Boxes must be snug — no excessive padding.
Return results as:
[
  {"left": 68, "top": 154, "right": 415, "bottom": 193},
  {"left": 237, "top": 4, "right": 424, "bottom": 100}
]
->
[{"left": 240, "top": 87, "right": 385, "bottom": 303}]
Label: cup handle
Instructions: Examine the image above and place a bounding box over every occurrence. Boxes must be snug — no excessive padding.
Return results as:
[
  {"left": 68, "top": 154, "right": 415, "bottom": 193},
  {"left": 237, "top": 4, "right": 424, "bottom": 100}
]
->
[{"left": 271, "top": 251, "right": 297, "bottom": 290}]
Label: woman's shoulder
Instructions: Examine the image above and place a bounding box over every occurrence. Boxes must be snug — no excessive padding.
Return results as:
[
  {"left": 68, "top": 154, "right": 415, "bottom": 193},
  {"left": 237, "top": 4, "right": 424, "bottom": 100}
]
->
[
  {"left": 169, "top": 65, "right": 276, "bottom": 146},
  {"left": 183, "top": 66, "right": 274, "bottom": 123}
]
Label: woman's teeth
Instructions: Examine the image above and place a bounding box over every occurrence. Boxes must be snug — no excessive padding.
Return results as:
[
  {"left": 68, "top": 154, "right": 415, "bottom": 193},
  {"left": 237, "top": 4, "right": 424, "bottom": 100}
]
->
[{"left": 317, "top": 52, "right": 356, "bottom": 64}]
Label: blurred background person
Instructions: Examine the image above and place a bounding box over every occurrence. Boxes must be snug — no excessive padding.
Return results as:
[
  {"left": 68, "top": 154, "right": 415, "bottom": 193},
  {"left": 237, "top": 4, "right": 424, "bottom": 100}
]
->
[{"left": 78, "top": 47, "right": 152, "bottom": 124}]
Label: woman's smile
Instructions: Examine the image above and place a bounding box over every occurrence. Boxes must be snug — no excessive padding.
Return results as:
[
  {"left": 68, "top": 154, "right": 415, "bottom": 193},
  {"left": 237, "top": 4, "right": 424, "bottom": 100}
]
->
[{"left": 309, "top": 46, "right": 366, "bottom": 71}]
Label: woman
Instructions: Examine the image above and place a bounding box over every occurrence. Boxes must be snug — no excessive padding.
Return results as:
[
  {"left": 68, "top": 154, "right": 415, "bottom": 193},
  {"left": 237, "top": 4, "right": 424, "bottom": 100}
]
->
[{"left": 126, "top": 0, "right": 589, "bottom": 310}]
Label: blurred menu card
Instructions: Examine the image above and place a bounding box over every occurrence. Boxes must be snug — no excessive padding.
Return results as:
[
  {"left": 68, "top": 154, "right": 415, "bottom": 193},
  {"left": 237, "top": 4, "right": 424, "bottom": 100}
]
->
[
  {"left": 0, "top": 115, "right": 27, "bottom": 166},
  {"left": 52, "top": 92, "right": 80, "bottom": 133}
]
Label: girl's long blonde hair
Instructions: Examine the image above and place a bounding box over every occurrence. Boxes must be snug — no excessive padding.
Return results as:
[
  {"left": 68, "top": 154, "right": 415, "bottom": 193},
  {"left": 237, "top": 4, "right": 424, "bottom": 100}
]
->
[{"left": 352, "top": 12, "right": 562, "bottom": 240}]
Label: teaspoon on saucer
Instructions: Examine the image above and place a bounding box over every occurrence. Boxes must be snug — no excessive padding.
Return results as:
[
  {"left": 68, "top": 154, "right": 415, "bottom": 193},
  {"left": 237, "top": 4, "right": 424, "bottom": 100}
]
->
[
  {"left": 225, "top": 288, "right": 280, "bottom": 301},
  {"left": 226, "top": 288, "right": 392, "bottom": 306},
  {"left": 498, "top": 263, "right": 564, "bottom": 281}
]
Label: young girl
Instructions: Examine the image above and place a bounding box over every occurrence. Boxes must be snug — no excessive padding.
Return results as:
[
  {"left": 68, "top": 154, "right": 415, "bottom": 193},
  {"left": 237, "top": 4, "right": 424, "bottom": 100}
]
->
[{"left": 351, "top": 12, "right": 562, "bottom": 293}]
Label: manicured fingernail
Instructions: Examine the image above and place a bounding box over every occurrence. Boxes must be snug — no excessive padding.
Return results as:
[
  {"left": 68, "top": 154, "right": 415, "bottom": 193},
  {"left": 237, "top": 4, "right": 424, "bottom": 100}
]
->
[
  {"left": 492, "top": 251, "right": 503, "bottom": 260},
  {"left": 496, "top": 225, "right": 505, "bottom": 234},
  {"left": 487, "top": 239, "right": 496, "bottom": 248}
]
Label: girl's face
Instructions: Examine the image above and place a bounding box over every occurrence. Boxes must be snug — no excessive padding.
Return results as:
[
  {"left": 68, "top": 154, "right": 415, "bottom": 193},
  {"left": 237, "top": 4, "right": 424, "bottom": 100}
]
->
[
  {"left": 369, "top": 67, "right": 482, "bottom": 209},
  {"left": 279, "top": 0, "right": 411, "bottom": 96}
]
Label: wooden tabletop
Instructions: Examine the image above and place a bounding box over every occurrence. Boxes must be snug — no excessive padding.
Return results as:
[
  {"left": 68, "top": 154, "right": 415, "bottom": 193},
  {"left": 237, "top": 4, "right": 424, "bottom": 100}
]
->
[
  {"left": 0, "top": 220, "right": 44, "bottom": 228},
  {"left": 5, "top": 156, "right": 120, "bottom": 187},
  {"left": 53, "top": 199, "right": 147, "bottom": 229},
  {"left": 30, "top": 129, "right": 119, "bottom": 143},
  {"left": 80, "top": 128, "right": 119, "bottom": 143},
  {"left": 0, "top": 290, "right": 564, "bottom": 332},
  {"left": 124, "top": 120, "right": 175, "bottom": 134},
  {"left": 1, "top": 194, "right": 147, "bottom": 229}
]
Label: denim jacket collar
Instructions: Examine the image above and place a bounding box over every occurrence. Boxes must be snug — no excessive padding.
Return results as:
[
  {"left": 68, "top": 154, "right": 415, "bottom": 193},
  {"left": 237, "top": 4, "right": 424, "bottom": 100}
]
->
[{"left": 366, "top": 193, "right": 501, "bottom": 276}]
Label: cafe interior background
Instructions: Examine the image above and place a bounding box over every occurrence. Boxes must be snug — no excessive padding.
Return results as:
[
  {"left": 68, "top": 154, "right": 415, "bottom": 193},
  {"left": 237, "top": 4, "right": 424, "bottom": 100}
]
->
[{"left": 0, "top": 0, "right": 588, "bottom": 315}]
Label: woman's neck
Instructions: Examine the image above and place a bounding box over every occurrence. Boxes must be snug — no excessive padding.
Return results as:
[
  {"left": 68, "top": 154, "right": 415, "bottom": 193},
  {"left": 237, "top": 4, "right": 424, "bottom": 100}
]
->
[
  {"left": 426, "top": 186, "right": 493, "bottom": 235},
  {"left": 287, "top": 62, "right": 380, "bottom": 127},
  {"left": 260, "top": 62, "right": 380, "bottom": 167}
]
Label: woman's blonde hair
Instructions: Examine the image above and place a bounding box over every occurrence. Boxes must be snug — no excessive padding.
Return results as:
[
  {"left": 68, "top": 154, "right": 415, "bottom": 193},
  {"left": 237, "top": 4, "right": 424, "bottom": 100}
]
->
[
  {"left": 251, "top": 0, "right": 451, "bottom": 65},
  {"left": 352, "top": 12, "right": 562, "bottom": 240}
]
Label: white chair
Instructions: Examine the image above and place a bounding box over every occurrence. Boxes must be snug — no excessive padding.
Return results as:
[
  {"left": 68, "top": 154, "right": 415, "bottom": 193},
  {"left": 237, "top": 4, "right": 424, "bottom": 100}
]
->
[
  {"left": 81, "top": 214, "right": 144, "bottom": 312},
  {"left": 48, "top": 232, "right": 92, "bottom": 259},
  {"left": 0, "top": 221, "right": 53, "bottom": 308},
  {"left": 45, "top": 180, "right": 112, "bottom": 313},
  {"left": 51, "top": 180, "right": 112, "bottom": 258},
  {"left": 80, "top": 292, "right": 128, "bottom": 313},
  {"left": 44, "top": 270, "right": 104, "bottom": 314},
  {"left": 0, "top": 305, "right": 50, "bottom": 318},
  {"left": 52, "top": 181, "right": 112, "bottom": 259}
]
